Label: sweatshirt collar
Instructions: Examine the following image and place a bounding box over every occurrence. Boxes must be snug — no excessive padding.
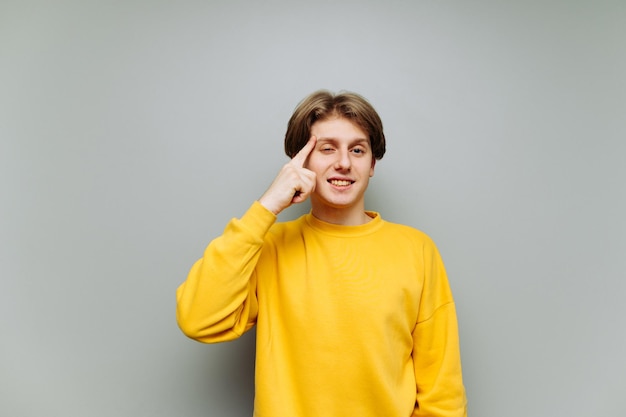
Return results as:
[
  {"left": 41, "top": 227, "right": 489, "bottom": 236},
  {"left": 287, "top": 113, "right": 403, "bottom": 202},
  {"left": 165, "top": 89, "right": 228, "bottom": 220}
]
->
[{"left": 303, "top": 211, "right": 383, "bottom": 237}]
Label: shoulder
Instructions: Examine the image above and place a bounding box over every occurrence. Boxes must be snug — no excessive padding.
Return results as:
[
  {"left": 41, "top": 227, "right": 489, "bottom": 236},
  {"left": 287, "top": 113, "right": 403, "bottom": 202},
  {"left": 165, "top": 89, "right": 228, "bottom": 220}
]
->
[
  {"left": 379, "top": 219, "right": 436, "bottom": 246},
  {"left": 266, "top": 215, "right": 307, "bottom": 241}
]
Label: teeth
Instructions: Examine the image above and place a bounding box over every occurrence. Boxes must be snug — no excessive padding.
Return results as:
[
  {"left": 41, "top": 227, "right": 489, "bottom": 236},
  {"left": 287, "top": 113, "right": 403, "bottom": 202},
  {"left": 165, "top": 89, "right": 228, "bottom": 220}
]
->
[{"left": 330, "top": 180, "right": 352, "bottom": 186}]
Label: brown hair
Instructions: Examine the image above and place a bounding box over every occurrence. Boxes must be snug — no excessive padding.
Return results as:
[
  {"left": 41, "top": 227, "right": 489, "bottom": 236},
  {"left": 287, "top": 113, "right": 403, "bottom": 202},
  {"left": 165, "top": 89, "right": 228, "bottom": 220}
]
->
[{"left": 284, "top": 90, "right": 386, "bottom": 160}]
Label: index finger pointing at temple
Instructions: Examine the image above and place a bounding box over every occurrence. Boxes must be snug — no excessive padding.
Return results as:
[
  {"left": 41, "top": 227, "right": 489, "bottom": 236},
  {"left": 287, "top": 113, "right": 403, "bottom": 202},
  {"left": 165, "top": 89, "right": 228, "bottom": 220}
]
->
[{"left": 291, "top": 136, "right": 317, "bottom": 167}]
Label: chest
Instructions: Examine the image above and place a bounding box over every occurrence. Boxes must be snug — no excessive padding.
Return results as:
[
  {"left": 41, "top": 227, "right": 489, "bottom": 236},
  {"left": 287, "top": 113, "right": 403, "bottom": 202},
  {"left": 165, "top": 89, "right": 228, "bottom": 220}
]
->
[{"left": 257, "top": 233, "right": 424, "bottom": 335}]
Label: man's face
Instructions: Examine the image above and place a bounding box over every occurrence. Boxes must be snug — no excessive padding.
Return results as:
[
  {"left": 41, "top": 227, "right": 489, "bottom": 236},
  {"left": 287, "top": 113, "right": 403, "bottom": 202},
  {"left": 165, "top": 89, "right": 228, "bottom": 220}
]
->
[{"left": 305, "top": 117, "right": 375, "bottom": 215}]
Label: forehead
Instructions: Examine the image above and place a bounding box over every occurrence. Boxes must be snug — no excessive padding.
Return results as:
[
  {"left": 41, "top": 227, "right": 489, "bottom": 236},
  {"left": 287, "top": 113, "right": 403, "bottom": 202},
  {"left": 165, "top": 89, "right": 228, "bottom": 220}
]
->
[{"left": 311, "top": 117, "right": 368, "bottom": 142}]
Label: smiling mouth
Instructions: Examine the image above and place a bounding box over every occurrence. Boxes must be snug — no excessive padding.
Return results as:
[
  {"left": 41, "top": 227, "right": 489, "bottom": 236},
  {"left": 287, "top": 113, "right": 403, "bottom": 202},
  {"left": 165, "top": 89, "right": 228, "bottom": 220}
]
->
[{"left": 328, "top": 179, "right": 354, "bottom": 186}]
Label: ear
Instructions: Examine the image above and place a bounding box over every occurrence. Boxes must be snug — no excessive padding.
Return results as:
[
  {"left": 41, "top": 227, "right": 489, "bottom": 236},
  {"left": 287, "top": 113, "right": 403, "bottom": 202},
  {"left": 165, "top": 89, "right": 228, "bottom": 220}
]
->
[{"left": 369, "top": 158, "right": 376, "bottom": 177}]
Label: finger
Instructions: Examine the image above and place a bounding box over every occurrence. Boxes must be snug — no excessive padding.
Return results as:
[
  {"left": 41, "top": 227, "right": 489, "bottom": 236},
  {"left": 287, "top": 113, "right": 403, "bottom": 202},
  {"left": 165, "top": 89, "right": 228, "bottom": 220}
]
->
[
  {"left": 291, "top": 170, "right": 316, "bottom": 203},
  {"left": 292, "top": 183, "right": 311, "bottom": 204},
  {"left": 291, "top": 136, "right": 317, "bottom": 167}
]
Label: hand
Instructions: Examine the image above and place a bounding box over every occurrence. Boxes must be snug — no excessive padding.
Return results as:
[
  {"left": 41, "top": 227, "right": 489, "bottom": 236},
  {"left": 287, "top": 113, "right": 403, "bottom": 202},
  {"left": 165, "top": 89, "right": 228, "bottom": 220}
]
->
[{"left": 259, "top": 136, "right": 317, "bottom": 215}]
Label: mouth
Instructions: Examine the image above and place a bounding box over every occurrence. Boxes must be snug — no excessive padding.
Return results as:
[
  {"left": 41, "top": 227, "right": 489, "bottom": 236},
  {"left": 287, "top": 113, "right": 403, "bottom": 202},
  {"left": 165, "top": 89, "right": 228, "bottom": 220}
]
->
[{"left": 328, "top": 179, "right": 354, "bottom": 187}]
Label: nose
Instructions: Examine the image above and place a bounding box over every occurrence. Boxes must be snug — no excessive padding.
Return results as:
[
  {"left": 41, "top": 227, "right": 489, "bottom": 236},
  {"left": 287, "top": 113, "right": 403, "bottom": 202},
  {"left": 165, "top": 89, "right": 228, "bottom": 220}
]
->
[{"left": 334, "top": 149, "right": 351, "bottom": 170}]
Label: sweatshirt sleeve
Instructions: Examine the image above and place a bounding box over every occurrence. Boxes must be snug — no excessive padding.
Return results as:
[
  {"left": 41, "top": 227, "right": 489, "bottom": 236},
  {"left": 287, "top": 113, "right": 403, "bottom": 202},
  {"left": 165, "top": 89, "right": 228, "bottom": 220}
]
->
[
  {"left": 176, "top": 201, "right": 276, "bottom": 343},
  {"left": 412, "top": 239, "right": 467, "bottom": 417}
]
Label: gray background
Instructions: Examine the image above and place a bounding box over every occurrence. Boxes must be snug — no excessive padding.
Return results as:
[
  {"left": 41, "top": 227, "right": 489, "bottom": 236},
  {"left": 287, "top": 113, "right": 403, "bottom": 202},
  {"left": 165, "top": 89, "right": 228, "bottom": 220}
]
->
[{"left": 1, "top": 1, "right": 624, "bottom": 416}]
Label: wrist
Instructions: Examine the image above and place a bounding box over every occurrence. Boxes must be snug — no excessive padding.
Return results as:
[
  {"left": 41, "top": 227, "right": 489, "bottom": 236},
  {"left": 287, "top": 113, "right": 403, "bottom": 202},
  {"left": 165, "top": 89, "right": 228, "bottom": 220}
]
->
[{"left": 258, "top": 195, "right": 282, "bottom": 215}]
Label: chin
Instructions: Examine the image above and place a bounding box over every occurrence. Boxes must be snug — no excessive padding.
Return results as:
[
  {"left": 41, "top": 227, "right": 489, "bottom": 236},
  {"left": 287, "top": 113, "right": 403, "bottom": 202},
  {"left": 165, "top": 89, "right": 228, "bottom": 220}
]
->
[{"left": 322, "top": 197, "right": 362, "bottom": 210}]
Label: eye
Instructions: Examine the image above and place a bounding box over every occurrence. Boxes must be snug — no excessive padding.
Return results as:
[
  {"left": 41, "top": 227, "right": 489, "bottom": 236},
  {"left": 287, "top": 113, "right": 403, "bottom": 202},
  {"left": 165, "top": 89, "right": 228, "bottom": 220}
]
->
[
  {"left": 352, "top": 147, "right": 366, "bottom": 155},
  {"left": 320, "top": 146, "right": 334, "bottom": 153}
]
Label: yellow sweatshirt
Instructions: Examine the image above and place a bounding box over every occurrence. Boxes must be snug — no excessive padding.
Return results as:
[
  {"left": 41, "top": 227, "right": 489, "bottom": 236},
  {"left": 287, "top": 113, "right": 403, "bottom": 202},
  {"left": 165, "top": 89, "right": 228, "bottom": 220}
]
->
[{"left": 177, "top": 201, "right": 467, "bottom": 417}]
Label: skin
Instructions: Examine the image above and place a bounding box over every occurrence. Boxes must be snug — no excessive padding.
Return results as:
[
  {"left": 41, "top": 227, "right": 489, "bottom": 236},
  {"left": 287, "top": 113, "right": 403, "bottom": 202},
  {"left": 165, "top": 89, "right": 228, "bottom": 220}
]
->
[{"left": 259, "top": 117, "right": 375, "bottom": 225}]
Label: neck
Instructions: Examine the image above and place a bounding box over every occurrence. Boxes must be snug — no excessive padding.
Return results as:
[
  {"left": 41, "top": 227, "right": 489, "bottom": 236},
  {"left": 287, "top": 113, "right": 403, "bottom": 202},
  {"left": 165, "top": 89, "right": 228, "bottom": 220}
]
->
[{"left": 310, "top": 203, "right": 372, "bottom": 226}]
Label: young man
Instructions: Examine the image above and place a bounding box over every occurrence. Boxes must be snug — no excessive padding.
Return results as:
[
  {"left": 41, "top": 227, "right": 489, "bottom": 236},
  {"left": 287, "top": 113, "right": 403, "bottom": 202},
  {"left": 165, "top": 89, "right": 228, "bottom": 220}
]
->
[{"left": 176, "top": 90, "right": 467, "bottom": 417}]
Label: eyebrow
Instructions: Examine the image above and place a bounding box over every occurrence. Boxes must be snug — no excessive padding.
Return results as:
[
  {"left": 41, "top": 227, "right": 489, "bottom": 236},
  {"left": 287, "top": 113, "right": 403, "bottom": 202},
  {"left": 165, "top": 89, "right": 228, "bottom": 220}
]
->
[{"left": 316, "top": 137, "right": 369, "bottom": 145}]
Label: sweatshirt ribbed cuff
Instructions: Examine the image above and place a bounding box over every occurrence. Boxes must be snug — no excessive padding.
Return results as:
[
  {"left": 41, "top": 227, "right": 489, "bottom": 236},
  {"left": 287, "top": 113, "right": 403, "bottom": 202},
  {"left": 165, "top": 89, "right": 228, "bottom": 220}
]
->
[{"left": 237, "top": 200, "right": 277, "bottom": 239}]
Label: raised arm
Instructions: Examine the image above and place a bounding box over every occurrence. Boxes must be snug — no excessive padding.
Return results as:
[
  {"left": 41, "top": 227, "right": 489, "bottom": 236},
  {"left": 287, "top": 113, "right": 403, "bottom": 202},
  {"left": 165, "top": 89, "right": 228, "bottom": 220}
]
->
[
  {"left": 176, "top": 201, "right": 275, "bottom": 343},
  {"left": 176, "top": 137, "right": 317, "bottom": 343}
]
